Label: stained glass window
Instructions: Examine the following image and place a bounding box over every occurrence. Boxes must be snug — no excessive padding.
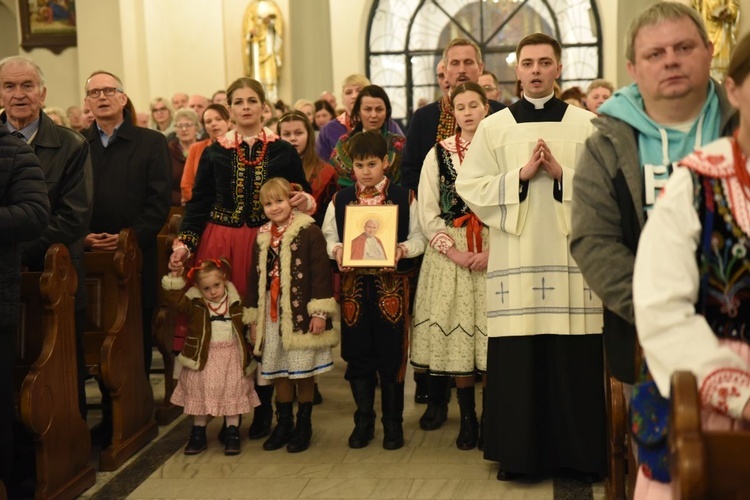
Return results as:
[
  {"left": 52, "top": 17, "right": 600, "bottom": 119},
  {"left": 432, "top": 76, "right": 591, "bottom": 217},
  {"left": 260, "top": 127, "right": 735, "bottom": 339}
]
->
[{"left": 366, "top": 0, "right": 602, "bottom": 122}]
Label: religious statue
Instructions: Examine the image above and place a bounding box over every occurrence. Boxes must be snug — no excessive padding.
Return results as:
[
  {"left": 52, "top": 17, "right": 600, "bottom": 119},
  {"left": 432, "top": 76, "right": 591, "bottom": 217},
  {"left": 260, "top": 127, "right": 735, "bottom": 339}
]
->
[
  {"left": 693, "top": 0, "right": 740, "bottom": 81},
  {"left": 243, "top": 0, "right": 283, "bottom": 102}
]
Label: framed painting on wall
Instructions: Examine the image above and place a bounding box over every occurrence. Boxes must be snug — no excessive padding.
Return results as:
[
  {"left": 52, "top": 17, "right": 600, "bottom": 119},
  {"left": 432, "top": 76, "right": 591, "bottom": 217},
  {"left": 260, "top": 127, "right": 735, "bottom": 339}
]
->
[
  {"left": 342, "top": 205, "right": 399, "bottom": 268},
  {"left": 18, "top": 0, "right": 77, "bottom": 54}
]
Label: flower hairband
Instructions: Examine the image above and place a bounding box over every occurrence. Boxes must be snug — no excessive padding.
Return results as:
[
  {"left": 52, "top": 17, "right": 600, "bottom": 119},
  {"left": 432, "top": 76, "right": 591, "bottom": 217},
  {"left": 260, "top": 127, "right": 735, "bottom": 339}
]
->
[{"left": 186, "top": 258, "right": 223, "bottom": 282}]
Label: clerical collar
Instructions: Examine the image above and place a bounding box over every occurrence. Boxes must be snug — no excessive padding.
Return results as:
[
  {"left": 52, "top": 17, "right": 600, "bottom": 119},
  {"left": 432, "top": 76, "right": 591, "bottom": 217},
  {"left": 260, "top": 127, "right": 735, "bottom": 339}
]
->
[
  {"left": 524, "top": 93, "right": 555, "bottom": 110},
  {"left": 4, "top": 116, "right": 40, "bottom": 143}
]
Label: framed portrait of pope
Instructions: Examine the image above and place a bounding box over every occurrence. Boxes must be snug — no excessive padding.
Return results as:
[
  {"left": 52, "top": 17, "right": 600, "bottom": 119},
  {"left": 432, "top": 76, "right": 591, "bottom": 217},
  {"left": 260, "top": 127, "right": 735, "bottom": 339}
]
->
[{"left": 342, "top": 205, "right": 398, "bottom": 268}]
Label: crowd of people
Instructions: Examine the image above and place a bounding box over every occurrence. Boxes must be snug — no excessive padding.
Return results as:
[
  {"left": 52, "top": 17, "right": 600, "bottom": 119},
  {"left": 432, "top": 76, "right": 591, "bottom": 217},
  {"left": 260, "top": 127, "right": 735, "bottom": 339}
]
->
[{"left": 2, "top": 2, "right": 750, "bottom": 498}]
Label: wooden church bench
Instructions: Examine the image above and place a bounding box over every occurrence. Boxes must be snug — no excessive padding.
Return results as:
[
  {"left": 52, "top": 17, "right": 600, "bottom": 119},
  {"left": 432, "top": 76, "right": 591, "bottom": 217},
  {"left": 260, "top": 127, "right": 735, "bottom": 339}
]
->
[
  {"left": 604, "top": 364, "right": 628, "bottom": 500},
  {"left": 152, "top": 211, "right": 183, "bottom": 425},
  {"left": 84, "top": 228, "right": 158, "bottom": 471},
  {"left": 670, "top": 371, "right": 750, "bottom": 499},
  {"left": 15, "top": 244, "right": 96, "bottom": 499}
]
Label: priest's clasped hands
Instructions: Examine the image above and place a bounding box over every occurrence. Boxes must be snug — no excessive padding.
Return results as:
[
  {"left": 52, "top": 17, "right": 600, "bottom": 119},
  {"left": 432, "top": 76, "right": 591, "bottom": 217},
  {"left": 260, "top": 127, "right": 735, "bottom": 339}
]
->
[{"left": 519, "top": 138, "right": 562, "bottom": 181}]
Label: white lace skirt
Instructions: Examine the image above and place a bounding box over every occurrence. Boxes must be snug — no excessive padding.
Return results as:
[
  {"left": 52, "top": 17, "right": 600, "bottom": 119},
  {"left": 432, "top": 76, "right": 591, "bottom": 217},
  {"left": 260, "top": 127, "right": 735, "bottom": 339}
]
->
[
  {"left": 411, "top": 226, "right": 488, "bottom": 375},
  {"left": 260, "top": 293, "right": 334, "bottom": 380}
]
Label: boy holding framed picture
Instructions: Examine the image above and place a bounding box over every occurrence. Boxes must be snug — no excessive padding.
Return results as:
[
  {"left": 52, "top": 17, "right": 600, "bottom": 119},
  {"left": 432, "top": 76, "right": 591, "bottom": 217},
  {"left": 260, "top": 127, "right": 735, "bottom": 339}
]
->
[{"left": 322, "top": 131, "right": 425, "bottom": 450}]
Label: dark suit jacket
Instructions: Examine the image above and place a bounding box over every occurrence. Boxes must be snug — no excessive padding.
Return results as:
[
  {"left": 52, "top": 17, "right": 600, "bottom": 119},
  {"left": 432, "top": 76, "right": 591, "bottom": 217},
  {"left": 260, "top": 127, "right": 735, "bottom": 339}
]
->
[
  {"left": 401, "top": 99, "right": 505, "bottom": 192},
  {"left": 83, "top": 111, "right": 171, "bottom": 308}
]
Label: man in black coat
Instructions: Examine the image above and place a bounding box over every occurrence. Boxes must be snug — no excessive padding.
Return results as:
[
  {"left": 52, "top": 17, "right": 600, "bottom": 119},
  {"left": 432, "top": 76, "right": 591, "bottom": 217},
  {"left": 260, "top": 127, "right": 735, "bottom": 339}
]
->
[
  {"left": 0, "top": 123, "right": 49, "bottom": 491},
  {"left": 401, "top": 38, "right": 506, "bottom": 192},
  {"left": 0, "top": 55, "right": 93, "bottom": 419},
  {"left": 82, "top": 70, "right": 171, "bottom": 377}
]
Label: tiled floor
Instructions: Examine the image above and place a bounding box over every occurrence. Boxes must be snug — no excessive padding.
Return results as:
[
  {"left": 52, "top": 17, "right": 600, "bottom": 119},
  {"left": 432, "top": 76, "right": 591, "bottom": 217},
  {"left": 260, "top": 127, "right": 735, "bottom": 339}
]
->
[{"left": 77, "top": 348, "right": 606, "bottom": 500}]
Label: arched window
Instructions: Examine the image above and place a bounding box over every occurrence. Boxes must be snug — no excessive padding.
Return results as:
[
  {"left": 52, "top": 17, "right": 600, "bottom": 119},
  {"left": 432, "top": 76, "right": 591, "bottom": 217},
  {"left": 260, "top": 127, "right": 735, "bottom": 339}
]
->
[{"left": 366, "top": 0, "right": 602, "bottom": 121}]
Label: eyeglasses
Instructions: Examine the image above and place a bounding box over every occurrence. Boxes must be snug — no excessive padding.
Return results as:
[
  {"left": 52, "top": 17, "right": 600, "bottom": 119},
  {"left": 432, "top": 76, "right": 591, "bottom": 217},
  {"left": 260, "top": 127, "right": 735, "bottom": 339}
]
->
[
  {"left": 174, "top": 123, "right": 196, "bottom": 130},
  {"left": 481, "top": 85, "right": 498, "bottom": 92},
  {"left": 86, "top": 87, "right": 123, "bottom": 98},
  {"left": 152, "top": 107, "right": 168, "bottom": 113}
]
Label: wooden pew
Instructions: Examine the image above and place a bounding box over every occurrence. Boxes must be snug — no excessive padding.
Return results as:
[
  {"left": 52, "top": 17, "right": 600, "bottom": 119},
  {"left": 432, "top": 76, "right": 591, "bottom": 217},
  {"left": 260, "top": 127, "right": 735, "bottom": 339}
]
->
[
  {"left": 152, "top": 211, "right": 183, "bottom": 425},
  {"left": 15, "top": 244, "right": 96, "bottom": 499},
  {"left": 84, "top": 228, "right": 158, "bottom": 471},
  {"left": 670, "top": 371, "right": 750, "bottom": 499},
  {"left": 604, "top": 365, "right": 628, "bottom": 500},
  {"left": 605, "top": 343, "right": 643, "bottom": 500}
]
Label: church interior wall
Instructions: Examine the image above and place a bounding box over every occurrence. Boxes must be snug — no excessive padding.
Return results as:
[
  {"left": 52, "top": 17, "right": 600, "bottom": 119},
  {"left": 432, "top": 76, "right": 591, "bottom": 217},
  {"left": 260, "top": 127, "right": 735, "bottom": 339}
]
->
[
  {"left": 2, "top": 0, "right": 81, "bottom": 112},
  {"left": 1, "top": 0, "right": 748, "bottom": 113},
  {"left": 328, "top": 0, "right": 370, "bottom": 96},
  {"left": 0, "top": 2, "right": 19, "bottom": 72}
]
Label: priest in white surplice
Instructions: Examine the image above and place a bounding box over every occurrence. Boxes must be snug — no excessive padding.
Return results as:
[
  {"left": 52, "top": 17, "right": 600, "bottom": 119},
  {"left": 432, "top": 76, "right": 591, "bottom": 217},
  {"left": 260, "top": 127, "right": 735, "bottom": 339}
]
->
[{"left": 456, "top": 33, "right": 606, "bottom": 482}]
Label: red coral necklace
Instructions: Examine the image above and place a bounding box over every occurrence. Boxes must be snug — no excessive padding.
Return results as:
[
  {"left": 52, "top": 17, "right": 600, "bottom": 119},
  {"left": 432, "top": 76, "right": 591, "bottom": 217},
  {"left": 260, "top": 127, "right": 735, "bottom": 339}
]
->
[
  {"left": 235, "top": 130, "right": 268, "bottom": 167},
  {"left": 456, "top": 131, "right": 466, "bottom": 165},
  {"left": 206, "top": 295, "right": 228, "bottom": 315}
]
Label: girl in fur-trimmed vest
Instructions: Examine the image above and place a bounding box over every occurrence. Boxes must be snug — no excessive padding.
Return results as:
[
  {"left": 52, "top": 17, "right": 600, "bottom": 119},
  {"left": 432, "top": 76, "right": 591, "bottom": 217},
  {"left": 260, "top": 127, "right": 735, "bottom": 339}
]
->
[
  {"left": 244, "top": 178, "right": 338, "bottom": 453},
  {"left": 162, "top": 258, "right": 259, "bottom": 456}
]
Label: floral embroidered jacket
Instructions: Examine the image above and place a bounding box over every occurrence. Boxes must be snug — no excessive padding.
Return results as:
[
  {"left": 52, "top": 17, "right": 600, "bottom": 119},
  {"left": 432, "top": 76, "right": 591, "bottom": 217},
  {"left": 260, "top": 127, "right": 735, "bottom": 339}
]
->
[
  {"left": 633, "top": 137, "right": 750, "bottom": 422},
  {"left": 177, "top": 128, "right": 311, "bottom": 252}
]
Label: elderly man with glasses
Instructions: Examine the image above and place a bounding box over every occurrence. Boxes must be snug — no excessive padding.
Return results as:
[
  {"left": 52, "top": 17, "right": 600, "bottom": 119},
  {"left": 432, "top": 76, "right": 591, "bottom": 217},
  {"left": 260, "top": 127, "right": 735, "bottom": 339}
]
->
[{"left": 82, "top": 71, "right": 170, "bottom": 446}]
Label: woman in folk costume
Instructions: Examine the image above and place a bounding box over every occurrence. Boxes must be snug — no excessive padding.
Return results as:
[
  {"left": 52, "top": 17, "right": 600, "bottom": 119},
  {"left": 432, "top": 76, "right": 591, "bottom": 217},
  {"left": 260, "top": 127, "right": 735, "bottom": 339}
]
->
[
  {"left": 277, "top": 110, "right": 338, "bottom": 227},
  {"left": 411, "top": 82, "right": 490, "bottom": 450},
  {"left": 329, "top": 85, "right": 405, "bottom": 187},
  {"left": 245, "top": 178, "right": 338, "bottom": 453},
  {"left": 632, "top": 33, "right": 750, "bottom": 499},
  {"left": 169, "top": 77, "right": 315, "bottom": 442}
]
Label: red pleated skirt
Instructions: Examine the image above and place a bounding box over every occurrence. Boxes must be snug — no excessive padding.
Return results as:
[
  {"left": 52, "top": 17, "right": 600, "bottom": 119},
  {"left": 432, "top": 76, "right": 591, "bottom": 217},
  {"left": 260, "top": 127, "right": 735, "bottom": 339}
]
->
[
  {"left": 194, "top": 223, "right": 260, "bottom": 297},
  {"left": 173, "top": 223, "right": 260, "bottom": 351}
]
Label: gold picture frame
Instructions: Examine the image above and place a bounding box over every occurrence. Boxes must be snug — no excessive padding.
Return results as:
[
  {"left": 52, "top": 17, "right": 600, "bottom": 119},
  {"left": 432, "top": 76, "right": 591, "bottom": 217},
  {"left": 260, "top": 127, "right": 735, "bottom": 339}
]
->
[
  {"left": 18, "top": 0, "right": 77, "bottom": 54},
  {"left": 342, "top": 205, "right": 398, "bottom": 268}
]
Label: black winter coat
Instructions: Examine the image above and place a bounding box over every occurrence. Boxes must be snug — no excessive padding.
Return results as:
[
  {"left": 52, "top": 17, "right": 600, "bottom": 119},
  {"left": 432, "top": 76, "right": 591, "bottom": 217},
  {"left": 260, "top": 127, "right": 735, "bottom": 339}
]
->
[
  {"left": 2, "top": 111, "right": 93, "bottom": 311},
  {"left": 0, "top": 124, "right": 50, "bottom": 331}
]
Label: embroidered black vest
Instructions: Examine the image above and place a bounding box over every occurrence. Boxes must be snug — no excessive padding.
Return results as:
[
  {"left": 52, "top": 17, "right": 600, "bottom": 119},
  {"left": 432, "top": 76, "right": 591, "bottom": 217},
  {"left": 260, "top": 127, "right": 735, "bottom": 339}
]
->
[
  {"left": 435, "top": 143, "right": 471, "bottom": 224},
  {"left": 694, "top": 171, "right": 750, "bottom": 344}
]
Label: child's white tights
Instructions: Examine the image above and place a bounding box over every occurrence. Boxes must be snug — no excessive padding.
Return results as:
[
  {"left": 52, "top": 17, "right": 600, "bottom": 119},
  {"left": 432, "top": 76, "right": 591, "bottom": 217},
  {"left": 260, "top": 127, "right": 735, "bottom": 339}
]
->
[{"left": 192, "top": 415, "right": 241, "bottom": 427}]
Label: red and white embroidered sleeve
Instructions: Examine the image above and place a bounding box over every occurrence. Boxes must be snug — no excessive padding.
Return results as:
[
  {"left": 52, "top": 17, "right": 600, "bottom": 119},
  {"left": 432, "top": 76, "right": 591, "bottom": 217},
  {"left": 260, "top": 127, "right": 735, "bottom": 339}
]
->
[
  {"left": 700, "top": 368, "right": 750, "bottom": 419},
  {"left": 430, "top": 232, "right": 455, "bottom": 255}
]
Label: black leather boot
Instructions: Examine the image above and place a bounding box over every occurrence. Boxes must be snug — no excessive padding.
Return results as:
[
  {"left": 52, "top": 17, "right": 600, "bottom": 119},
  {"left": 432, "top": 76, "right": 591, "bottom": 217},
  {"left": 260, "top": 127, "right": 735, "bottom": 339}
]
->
[
  {"left": 348, "top": 377, "right": 376, "bottom": 448},
  {"left": 419, "top": 375, "right": 449, "bottom": 430},
  {"left": 184, "top": 425, "right": 207, "bottom": 455},
  {"left": 287, "top": 402, "right": 313, "bottom": 453},
  {"left": 381, "top": 382, "right": 405, "bottom": 450},
  {"left": 249, "top": 384, "right": 274, "bottom": 439},
  {"left": 455, "top": 387, "right": 479, "bottom": 450},
  {"left": 413, "top": 371, "right": 428, "bottom": 404},
  {"left": 313, "top": 383, "right": 323, "bottom": 405},
  {"left": 224, "top": 425, "right": 241, "bottom": 455},
  {"left": 218, "top": 415, "right": 242, "bottom": 444},
  {"left": 263, "top": 401, "right": 294, "bottom": 451}
]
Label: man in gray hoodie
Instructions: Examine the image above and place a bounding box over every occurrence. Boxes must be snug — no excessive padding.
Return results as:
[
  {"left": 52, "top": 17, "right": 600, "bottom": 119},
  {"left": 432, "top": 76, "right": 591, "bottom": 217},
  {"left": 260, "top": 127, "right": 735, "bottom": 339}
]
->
[{"left": 571, "top": 1, "right": 737, "bottom": 387}]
